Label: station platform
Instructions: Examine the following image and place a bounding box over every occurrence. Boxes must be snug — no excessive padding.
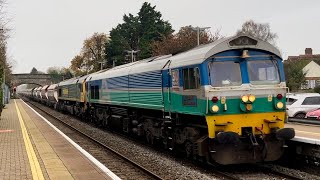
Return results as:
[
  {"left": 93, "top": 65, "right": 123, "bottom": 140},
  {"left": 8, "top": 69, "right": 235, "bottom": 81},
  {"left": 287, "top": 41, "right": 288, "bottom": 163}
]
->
[
  {"left": 0, "top": 99, "right": 118, "bottom": 180},
  {"left": 286, "top": 123, "right": 320, "bottom": 145}
]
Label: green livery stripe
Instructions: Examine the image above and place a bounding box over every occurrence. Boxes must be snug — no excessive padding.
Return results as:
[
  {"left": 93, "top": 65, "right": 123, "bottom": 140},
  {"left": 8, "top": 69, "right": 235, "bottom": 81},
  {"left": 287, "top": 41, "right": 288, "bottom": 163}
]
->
[
  {"left": 90, "top": 91, "right": 163, "bottom": 110},
  {"left": 207, "top": 97, "right": 285, "bottom": 115},
  {"left": 89, "top": 90, "right": 285, "bottom": 116},
  {"left": 164, "top": 92, "right": 285, "bottom": 116},
  {"left": 164, "top": 93, "right": 207, "bottom": 115}
]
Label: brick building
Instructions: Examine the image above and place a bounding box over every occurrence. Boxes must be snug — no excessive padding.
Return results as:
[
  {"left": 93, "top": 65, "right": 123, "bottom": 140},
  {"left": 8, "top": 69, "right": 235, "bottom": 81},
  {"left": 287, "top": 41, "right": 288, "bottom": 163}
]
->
[
  {"left": 302, "top": 61, "right": 320, "bottom": 89},
  {"left": 287, "top": 48, "right": 320, "bottom": 61},
  {"left": 287, "top": 48, "right": 320, "bottom": 89}
]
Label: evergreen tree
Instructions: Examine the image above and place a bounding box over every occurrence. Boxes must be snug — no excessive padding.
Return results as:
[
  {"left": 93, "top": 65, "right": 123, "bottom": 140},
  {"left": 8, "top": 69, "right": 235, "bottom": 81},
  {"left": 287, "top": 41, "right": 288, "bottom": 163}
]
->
[
  {"left": 284, "top": 60, "right": 307, "bottom": 91},
  {"left": 137, "top": 2, "right": 173, "bottom": 59},
  {"left": 106, "top": 2, "right": 173, "bottom": 66},
  {"left": 106, "top": 24, "right": 132, "bottom": 66},
  {"left": 30, "top": 67, "right": 38, "bottom": 74}
]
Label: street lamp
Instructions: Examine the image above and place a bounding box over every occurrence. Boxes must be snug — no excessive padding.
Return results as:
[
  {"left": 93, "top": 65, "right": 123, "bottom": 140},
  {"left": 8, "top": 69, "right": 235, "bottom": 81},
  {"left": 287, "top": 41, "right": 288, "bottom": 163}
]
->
[
  {"left": 112, "top": 58, "right": 117, "bottom": 67},
  {"left": 98, "top": 61, "right": 105, "bottom": 70},
  {"left": 98, "top": 53, "right": 107, "bottom": 70},
  {"left": 190, "top": 26, "right": 211, "bottom": 46},
  {"left": 125, "top": 50, "right": 140, "bottom": 63}
]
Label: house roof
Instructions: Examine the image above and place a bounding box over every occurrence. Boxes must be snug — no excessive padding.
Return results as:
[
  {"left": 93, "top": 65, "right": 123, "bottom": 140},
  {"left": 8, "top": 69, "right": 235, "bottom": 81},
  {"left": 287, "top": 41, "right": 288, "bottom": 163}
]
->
[{"left": 303, "top": 61, "right": 320, "bottom": 78}]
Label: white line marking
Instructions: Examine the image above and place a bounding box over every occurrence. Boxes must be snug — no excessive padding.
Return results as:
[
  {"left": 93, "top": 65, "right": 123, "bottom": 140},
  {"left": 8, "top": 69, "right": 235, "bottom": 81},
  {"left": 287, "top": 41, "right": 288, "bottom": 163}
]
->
[{"left": 292, "top": 136, "right": 320, "bottom": 145}]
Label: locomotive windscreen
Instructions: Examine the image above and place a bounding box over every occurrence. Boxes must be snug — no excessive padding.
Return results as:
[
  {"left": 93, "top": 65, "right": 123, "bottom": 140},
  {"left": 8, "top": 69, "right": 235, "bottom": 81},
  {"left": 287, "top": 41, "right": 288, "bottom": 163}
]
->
[
  {"left": 209, "top": 61, "right": 242, "bottom": 87},
  {"left": 247, "top": 59, "right": 280, "bottom": 85}
]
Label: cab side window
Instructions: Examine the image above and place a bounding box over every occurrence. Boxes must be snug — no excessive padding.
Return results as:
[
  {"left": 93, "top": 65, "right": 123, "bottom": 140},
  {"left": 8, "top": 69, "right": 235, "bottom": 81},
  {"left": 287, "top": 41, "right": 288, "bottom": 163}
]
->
[
  {"left": 90, "top": 85, "right": 99, "bottom": 99},
  {"left": 183, "top": 67, "right": 200, "bottom": 90}
]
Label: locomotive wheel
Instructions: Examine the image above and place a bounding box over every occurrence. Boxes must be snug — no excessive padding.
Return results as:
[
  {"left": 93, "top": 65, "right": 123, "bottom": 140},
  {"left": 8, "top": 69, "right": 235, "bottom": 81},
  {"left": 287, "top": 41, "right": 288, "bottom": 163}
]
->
[
  {"left": 146, "top": 130, "right": 154, "bottom": 145},
  {"left": 185, "top": 141, "right": 193, "bottom": 159},
  {"left": 102, "top": 112, "right": 110, "bottom": 128}
]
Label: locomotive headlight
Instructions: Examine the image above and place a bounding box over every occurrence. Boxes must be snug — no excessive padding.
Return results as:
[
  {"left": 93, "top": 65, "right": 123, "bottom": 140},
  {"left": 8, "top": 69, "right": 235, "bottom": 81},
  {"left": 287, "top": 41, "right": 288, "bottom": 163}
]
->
[
  {"left": 276, "top": 102, "right": 284, "bottom": 109},
  {"left": 241, "top": 95, "right": 249, "bottom": 103},
  {"left": 249, "top": 95, "right": 256, "bottom": 102},
  {"left": 211, "top": 105, "right": 219, "bottom": 113}
]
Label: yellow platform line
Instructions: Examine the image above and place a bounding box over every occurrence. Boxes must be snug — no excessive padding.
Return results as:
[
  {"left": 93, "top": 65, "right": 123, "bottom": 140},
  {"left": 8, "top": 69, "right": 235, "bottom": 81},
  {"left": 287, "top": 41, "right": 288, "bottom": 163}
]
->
[{"left": 14, "top": 100, "right": 45, "bottom": 180}]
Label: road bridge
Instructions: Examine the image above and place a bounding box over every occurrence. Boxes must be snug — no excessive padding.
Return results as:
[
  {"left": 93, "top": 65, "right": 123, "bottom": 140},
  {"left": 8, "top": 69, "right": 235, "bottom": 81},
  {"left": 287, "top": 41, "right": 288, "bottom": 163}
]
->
[{"left": 11, "top": 74, "right": 52, "bottom": 87}]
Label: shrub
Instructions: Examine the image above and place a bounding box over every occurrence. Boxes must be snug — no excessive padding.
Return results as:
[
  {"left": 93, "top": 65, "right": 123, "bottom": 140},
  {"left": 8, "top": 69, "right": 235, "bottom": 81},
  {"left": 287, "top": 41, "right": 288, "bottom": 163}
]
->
[{"left": 314, "top": 86, "right": 320, "bottom": 93}]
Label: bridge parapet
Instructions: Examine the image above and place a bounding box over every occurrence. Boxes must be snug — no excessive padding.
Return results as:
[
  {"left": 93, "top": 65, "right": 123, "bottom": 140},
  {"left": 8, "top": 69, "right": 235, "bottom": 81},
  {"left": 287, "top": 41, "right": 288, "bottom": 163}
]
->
[{"left": 12, "top": 74, "right": 52, "bottom": 87}]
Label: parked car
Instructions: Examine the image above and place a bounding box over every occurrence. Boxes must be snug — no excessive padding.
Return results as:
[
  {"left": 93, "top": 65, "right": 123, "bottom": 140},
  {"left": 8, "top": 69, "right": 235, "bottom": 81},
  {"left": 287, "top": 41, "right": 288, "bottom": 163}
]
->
[
  {"left": 286, "top": 93, "right": 320, "bottom": 118},
  {"left": 305, "top": 108, "right": 320, "bottom": 120}
]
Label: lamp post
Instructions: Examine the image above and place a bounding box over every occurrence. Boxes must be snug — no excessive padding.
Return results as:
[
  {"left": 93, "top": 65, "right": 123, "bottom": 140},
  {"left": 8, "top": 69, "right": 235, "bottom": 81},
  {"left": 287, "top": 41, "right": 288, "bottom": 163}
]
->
[
  {"left": 98, "top": 53, "right": 107, "bottom": 70},
  {"left": 125, "top": 50, "right": 140, "bottom": 63},
  {"left": 190, "top": 26, "right": 211, "bottom": 46},
  {"left": 112, "top": 58, "right": 117, "bottom": 67},
  {"left": 98, "top": 61, "right": 105, "bottom": 70}
]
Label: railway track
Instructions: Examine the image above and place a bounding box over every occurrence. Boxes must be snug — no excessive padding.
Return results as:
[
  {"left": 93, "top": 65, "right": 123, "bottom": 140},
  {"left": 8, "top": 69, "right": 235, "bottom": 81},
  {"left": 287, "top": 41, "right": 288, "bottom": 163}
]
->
[
  {"left": 23, "top": 98, "right": 318, "bottom": 180},
  {"left": 256, "top": 164, "right": 306, "bottom": 180},
  {"left": 207, "top": 163, "right": 307, "bottom": 180},
  {"left": 24, "top": 99, "right": 162, "bottom": 180}
]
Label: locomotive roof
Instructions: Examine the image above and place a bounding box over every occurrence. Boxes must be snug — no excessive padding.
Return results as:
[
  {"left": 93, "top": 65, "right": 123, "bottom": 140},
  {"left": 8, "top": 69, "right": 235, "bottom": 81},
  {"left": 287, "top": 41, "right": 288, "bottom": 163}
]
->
[
  {"left": 47, "top": 84, "right": 58, "bottom": 90},
  {"left": 77, "top": 74, "right": 90, "bottom": 83},
  {"left": 58, "top": 75, "right": 91, "bottom": 86},
  {"left": 58, "top": 77, "right": 78, "bottom": 86},
  {"left": 40, "top": 85, "right": 49, "bottom": 90},
  {"left": 88, "top": 34, "right": 281, "bottom": 81}
]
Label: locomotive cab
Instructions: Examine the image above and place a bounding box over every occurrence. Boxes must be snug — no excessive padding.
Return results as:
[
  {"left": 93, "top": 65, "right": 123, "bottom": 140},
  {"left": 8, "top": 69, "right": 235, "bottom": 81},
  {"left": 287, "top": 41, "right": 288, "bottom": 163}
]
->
[{"left": 202, "top": 36, "right": 294, "bottom": 164}]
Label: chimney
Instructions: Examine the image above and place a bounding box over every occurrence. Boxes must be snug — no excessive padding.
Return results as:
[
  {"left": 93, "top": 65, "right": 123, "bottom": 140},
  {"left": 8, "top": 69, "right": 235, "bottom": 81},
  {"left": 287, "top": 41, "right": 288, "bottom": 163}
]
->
[{"left": 305, "top": 48, "right": 313, "bottom": 55}]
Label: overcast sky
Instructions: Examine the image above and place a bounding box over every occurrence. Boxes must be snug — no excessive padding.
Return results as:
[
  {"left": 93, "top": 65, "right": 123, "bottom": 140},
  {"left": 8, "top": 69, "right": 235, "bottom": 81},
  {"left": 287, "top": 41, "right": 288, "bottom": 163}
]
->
[{"left": 6, "top": 0, "right": 320, "bottom": 73}]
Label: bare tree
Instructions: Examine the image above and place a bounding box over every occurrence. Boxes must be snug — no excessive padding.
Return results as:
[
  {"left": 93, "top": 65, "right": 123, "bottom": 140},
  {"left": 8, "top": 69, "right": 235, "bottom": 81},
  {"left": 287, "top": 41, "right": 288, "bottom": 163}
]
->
[
  {"left": 0, "top": 0, "right": 9, "bottom": 113},
  {"left": 152, "top": 26, "right": 222, "bottom": 56},
  {"left": 237, "top": 20, "right": 277, "bottom": 44},
  {"left": 70, "top": 32, "right": 109, "bottom": 75}
]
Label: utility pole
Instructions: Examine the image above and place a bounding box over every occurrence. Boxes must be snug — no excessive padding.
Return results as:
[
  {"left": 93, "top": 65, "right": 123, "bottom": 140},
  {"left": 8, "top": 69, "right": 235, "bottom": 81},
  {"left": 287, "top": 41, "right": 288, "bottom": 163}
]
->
[
  {"left": 125, "top": 50, "right": 140, "bottom": 63},
  {"left": 190, "top": 26, "right": 211, "bottom": 46}
]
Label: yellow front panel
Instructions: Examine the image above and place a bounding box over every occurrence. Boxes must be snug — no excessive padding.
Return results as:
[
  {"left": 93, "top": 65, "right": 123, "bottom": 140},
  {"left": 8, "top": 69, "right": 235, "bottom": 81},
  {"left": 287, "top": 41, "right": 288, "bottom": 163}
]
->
[
  {"left": 80, "top": 93, "right": 84, "bottom": 102},
  {"left": 206, "top": 112, "right": 286, "bottom": 138}
]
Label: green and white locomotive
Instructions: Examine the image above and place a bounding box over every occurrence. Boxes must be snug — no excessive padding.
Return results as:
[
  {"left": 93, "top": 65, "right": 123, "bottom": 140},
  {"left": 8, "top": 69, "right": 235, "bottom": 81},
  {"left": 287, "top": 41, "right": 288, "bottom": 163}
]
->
[{"left": 57, "top": 34, "right": 295, "bottom": 164}]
